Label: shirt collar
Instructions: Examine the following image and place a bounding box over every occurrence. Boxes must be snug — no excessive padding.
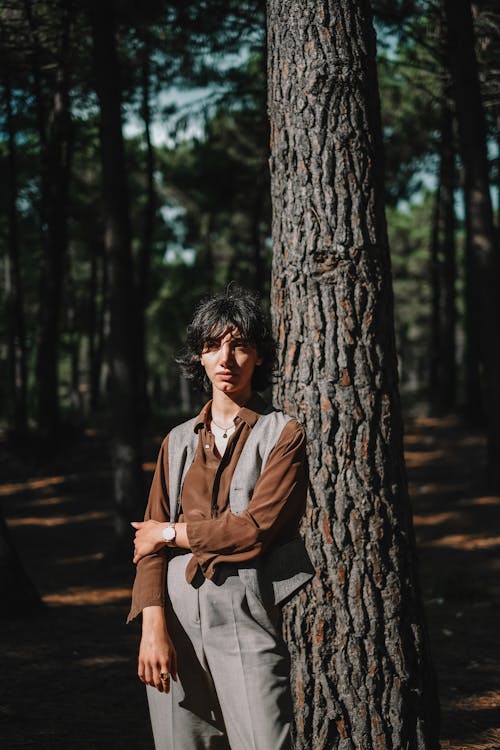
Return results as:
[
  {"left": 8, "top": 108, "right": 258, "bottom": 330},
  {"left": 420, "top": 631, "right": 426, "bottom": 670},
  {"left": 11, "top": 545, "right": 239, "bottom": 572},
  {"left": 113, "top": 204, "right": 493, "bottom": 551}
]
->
[{"left": 193, "top": 392, "right": 269, "bottom": 432}]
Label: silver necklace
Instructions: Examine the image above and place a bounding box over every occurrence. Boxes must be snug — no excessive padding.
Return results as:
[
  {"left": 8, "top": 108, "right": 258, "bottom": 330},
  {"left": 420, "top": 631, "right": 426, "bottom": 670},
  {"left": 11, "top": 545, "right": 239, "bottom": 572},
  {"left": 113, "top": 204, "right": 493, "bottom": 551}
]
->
[{"left": 211, "top": 419, "right": 236, "bottom": 439}]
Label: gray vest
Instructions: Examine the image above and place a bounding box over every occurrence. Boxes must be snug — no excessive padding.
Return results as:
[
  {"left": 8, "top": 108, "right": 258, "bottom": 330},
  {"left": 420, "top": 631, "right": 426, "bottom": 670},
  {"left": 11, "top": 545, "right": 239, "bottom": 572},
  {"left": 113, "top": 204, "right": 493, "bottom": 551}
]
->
[{"left": 167, "top": 406, "right": 314, "bottom": 606}]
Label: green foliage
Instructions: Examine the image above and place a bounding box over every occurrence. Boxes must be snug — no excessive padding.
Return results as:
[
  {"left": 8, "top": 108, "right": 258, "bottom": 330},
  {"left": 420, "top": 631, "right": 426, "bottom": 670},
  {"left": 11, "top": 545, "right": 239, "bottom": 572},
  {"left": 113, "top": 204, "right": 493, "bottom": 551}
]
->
[{"left": 0, "top": 0, "right": 495, "bottom": 429}]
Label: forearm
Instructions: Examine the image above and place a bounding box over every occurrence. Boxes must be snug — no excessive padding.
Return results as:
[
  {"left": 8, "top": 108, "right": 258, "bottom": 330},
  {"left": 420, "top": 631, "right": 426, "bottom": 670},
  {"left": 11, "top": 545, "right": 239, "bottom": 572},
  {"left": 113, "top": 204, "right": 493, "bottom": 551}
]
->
[
  {"left": 132, "top": 520, "right": 191, "bottom": 564},
  {"left": 142, "top": 604, "right": 167, "bottom": 632}
]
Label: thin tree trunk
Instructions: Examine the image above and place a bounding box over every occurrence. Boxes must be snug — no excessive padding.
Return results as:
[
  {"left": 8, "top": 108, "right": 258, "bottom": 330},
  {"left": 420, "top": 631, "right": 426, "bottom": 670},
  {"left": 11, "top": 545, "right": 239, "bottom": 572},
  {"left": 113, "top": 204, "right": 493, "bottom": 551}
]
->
[
  {"left": 89, "top": 0, "right": 144, "bottom": 549},
  {"left": 268, "top": 2, "right": 440, "bottom": 747},
  {"left": 463, "top": 198, "right": 483, "bottom": 422},
  {"left": 445, "top": 0, "right": 500, "bottom": 485},
  {"left": 66, "top": 274, "right": 81, "bottom": 414},
  {"left": 88, "top": 238, "right": 105, "bottom": 412},
  {"left": 3, "top": 74, "right": 28, "bottom": 434},
  {"left": 428, "top": 181, "right": 442, "bottom": 414},
  {"left": 25, "top": 0, "right": 73, "bottom": 443},
  {"left": 88, "top": 236, "right": 99, "bottom": 411},
  {"left": 439, "top": 105, "right": 456, "bottom": 412},
  {"left": 137, "top": 31, "right": 155, "bottom": 424}
]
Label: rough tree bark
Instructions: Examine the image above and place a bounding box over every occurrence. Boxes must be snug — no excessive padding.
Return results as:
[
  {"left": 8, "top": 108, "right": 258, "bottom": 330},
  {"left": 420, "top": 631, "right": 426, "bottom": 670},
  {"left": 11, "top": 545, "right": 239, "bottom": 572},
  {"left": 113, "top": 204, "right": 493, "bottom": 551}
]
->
[
  {"left": 89, "top": 0, "right": 144, "bottom": 549},
  {"left": 267, "top": 2, "right": 440, "bottom": 747},
  {"left": 3, "top": 73, "right": 27, "bottom": 434},
  {"left": 444, "top": 0, "right": 500, "bottom": 484}
]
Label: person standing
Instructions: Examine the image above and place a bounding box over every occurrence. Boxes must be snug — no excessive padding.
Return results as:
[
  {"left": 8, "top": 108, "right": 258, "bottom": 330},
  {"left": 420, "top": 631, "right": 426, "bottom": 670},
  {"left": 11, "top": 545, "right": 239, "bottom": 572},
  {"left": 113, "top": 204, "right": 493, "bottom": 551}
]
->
[{"left": 128, "top": 287, "right": 313, "bottom": 749}]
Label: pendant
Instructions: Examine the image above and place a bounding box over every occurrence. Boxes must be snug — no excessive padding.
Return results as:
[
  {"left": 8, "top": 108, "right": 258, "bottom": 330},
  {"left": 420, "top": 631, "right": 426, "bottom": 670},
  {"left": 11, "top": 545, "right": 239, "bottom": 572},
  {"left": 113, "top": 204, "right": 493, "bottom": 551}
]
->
[{"left": 223, "top": 431, "right": 227, "bottom": 438}]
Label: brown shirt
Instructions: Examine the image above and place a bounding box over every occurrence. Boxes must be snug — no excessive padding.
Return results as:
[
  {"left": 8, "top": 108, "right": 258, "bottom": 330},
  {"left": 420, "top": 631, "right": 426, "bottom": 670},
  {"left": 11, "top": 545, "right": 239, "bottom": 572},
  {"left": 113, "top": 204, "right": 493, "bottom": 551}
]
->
[{"left": 127, "top": 394, "right": 308, "bottom": 622}]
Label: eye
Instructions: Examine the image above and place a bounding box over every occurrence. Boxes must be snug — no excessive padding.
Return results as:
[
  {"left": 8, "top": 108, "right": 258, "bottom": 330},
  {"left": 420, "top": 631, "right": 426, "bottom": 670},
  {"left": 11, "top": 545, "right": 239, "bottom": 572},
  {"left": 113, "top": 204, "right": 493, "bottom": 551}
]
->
[{"left": 203, "top": 339, "right": 220, "bottom": 352}]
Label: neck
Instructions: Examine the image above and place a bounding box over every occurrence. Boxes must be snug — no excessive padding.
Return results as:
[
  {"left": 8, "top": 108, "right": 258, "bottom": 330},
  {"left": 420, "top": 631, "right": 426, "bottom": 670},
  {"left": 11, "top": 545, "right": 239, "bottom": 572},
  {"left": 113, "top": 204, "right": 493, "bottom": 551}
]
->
[{"left": 211, "top": 389, "right": 251, "bottom": 423}]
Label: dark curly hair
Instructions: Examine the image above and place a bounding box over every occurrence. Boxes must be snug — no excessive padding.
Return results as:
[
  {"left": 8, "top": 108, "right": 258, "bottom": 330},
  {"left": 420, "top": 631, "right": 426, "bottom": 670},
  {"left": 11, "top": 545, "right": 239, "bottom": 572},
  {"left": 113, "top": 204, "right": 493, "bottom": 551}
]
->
[{"left": 176, "top": 286, "right": 276, "bottom": 393}]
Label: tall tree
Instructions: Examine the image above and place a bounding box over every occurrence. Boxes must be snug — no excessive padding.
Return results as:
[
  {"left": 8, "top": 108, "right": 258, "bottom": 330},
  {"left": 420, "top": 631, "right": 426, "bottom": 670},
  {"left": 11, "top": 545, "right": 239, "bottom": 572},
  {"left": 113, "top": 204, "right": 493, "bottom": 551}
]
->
[
  {"left": 444, "top": 0, "right": 500, "bottom": 483},
  {"left": 268, "top": 1, "right": 440, "bottom": 748},
  {"left": 25, "top": 0, "right": 73, "bottom": 442},
  {"left": 3, "top": 73, "right": 27, "bottom": 434},
  {"left": 438, "top": 103, "right": 456, "bottom": 413},
  {"left": 429, "top": 102, "right": 457, "bottom": 414},
  {"left": 136, "top": 28, "right": 155, "bottom": 423},
  {"left": 88, "top": 0, "right": 144, "bottom": 548}
]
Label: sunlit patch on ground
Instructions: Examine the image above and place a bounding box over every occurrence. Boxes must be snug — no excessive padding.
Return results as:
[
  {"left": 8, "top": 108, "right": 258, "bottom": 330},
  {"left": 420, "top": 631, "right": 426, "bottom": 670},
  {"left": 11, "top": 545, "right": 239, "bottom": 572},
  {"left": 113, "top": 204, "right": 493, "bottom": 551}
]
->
[
  {"left": 447, "top": 689, "right": 500, "bottom": 711},
  {"left": 77, "top": 655, "right": 131, "bottom": 667},
  {"left": 43, "top": 586, "right": 132, "bottom": 606},
  {"left": 423, "top": 533, "right": 500, "bottom": 550},
  {"left": 404, "top": 449, "right": 446, "bottom": 468},
  {"left": 0, "top": 475, "right": 68, "bottom": 496},
  {"left": 458, "top": 496, "right": 500, "bottom": 507},
  {"left": 7, "top": 494, "right": 75, "bottom": 509},
  {"left": 1, "top": 418, "right": 498, "bottom": 748},
  {"left": 413, "top": 511, "right": 457, "bottom": 525},
  {"left": 8, "top": 510, "right": 111, "bottom": 527}
]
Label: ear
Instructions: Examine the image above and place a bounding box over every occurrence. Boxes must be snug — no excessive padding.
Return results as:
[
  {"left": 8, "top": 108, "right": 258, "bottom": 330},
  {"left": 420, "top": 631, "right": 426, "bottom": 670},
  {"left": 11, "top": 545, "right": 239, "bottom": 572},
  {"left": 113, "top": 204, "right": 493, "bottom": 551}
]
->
[{"left": 255, "top": 354, "right": 263, "bottom": 366}]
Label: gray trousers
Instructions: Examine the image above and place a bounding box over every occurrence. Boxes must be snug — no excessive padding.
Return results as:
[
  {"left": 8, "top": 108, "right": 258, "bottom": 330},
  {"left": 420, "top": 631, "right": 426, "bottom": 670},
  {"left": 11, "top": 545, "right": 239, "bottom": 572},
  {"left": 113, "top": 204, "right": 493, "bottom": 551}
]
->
[{"left": 146, "top": 553, "right": 292, "bottom": 750}]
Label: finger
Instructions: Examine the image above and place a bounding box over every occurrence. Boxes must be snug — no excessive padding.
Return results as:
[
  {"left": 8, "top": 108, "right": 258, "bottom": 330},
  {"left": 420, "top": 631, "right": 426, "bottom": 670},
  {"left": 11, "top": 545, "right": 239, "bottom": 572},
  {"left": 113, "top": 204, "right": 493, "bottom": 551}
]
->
[
  {"left": 159, "top": 671, "right": 171, "bottom": 694},
  {"left": 144, "top": 663, "right": 154, "bottom": 687},
  {"left": 131, "top": 521, "right": 143, "bottom": 529},
  {"left": 153, "top": 667, "right": 164, "bottom": 690}
]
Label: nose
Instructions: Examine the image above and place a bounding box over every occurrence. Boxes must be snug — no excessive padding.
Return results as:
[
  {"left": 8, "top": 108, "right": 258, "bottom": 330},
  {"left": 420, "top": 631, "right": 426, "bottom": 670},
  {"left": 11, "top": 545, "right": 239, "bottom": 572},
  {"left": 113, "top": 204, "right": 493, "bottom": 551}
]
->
[{"left": 219, "top": 341, "right": 234, "bottom": 367}]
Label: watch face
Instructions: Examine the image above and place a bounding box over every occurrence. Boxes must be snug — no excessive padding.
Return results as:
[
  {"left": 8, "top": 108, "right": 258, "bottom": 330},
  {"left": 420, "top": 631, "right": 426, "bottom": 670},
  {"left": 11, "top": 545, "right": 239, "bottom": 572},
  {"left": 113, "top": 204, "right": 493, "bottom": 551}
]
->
[{"left": 163, "top": 526, "right": 175, "bottom": 542}]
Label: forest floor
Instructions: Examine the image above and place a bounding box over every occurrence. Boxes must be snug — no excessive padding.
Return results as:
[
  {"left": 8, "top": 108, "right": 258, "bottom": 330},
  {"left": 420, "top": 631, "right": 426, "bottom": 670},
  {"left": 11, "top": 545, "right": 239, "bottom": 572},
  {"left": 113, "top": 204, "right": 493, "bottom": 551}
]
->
[{"left": 0, "top": 415, "right": 499, "bottom": 750}]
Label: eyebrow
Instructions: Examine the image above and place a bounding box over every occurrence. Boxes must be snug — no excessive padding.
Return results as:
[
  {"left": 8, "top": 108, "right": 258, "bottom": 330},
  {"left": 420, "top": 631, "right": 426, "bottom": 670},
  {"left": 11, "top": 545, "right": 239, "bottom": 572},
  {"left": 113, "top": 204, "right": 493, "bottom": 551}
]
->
[{"left": 204, "top": 334, "right": 248, "bottom": 346}]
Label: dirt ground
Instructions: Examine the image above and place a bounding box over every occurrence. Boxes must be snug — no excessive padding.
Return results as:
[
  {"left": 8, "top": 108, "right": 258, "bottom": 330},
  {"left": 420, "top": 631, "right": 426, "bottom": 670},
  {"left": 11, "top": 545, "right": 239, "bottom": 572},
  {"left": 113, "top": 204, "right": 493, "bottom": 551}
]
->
[{"left": 0, "top": 416, "right": 499, "bottom": 750}]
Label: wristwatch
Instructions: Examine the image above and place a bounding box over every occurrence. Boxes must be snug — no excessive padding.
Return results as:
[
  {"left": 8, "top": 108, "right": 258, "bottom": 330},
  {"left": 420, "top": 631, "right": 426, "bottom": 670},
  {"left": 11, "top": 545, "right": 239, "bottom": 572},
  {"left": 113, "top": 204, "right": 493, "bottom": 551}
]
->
[{"left": 161, "top": 522, "right": 176, "bottom": 545}]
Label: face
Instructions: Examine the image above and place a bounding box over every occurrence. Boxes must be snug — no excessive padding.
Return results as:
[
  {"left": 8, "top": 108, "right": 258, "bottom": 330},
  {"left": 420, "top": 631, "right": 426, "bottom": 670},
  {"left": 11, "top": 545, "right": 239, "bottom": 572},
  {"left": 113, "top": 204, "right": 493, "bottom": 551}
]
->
[{"left": 200, "top": 327, "right": 263, "bottom": 400}]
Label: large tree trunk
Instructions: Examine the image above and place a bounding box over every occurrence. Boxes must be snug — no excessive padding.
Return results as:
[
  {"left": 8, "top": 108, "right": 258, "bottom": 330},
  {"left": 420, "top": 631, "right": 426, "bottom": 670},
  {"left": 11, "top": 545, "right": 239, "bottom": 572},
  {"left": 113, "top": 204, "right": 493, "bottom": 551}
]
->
[
  {"left": 0, "top": 508, "right": 43, "bottom": 615},
  {"left": 445, "top": 0, "right": 500, "bottom": 485},
  {"left": 3, "top": 74, "right": 28, "bottom": 435},
  {"left": 267, "top": 2, "right": 440, "bottom": 747},
  {"left": 89, "top": 0, "right": 144, "bottom": 550}
]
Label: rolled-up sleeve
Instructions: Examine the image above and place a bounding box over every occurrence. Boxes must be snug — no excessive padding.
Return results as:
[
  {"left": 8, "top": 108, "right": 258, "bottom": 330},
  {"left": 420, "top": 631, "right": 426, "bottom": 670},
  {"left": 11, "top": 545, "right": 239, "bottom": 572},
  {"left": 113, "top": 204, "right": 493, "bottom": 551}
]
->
[
  {"left": 186, "top": 420, "right": 308, "bottom": 577},
  {"left": 127, "top": 436, "right": 170, "bottom": 623}
]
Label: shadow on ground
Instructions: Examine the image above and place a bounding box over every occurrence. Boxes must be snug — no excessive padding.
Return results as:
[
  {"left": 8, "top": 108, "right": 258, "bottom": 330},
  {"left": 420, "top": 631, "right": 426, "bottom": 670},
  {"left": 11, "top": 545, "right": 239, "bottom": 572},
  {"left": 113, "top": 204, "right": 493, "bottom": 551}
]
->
[{"left": 0, "top": 417, "right": 499, "bottom": 749}]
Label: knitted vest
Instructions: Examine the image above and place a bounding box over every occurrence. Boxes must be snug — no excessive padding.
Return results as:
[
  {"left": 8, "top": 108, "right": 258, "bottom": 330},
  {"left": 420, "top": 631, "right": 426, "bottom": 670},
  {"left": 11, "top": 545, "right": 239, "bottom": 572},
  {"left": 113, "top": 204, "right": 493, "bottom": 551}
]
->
[{"left": 167, "top": 406, "right": 314, "bottom": 606}]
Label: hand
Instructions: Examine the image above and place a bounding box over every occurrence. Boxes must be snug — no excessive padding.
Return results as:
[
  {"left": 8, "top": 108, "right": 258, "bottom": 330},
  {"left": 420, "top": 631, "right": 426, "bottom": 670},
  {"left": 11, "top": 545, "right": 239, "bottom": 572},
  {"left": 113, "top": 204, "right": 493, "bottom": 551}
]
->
[
  {"left": 138, "top": 606, "right": 178, "bottom": 692},
  {"left": 131, "top": 520, "right": 165, "bottom": 563}
]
